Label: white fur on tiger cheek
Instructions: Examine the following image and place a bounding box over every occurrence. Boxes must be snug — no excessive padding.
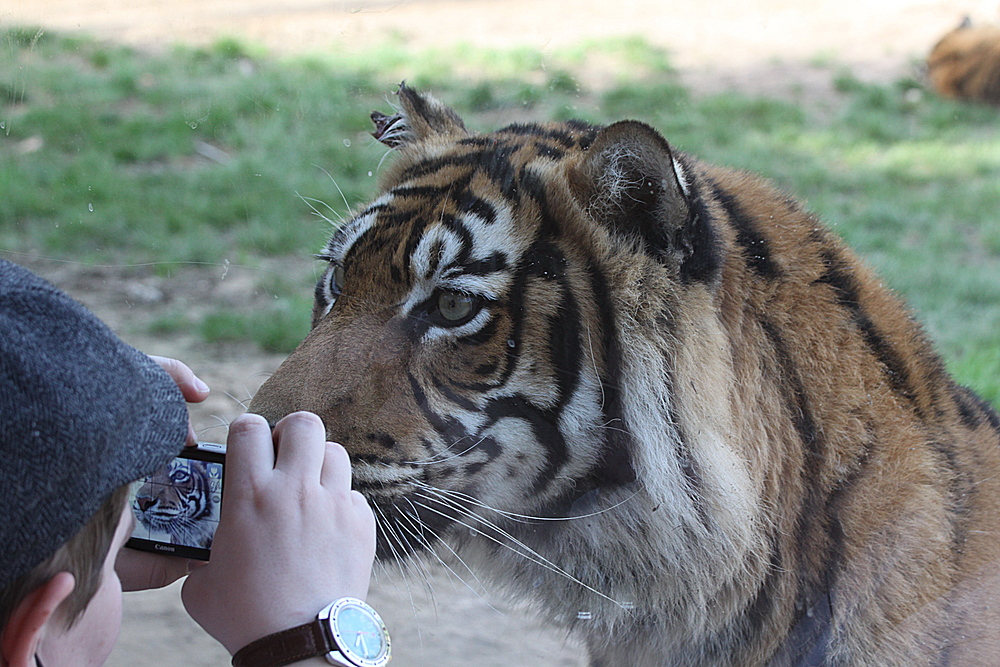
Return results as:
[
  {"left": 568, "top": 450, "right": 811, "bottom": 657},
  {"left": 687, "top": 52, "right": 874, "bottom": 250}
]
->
[
  {"left": 619, "top": 335, "right": 695, "bottom": 520},
  {"left": 620, "top": 295, "right": 759, "bottom": 569},
  {"left": 671, "top": 308, "right": 759, "bottom": 551},
  {"left": 469, "top": 341, "right": 608, "bottom": 511},
  {"left": 555, "top": 362, "right": 608, "bottom": 481},
  {"left": 477, "top": 417, "right": 547, "bottom": 504}
]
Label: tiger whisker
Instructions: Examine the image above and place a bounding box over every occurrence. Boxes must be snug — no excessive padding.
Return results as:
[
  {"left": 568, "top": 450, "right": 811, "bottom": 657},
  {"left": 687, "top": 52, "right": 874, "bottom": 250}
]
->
[
  {"left": 311, "top": 163, "right": 353, "bottom": 217},
  {"left": 375, "top": 146, "right": 395, "bottom": 173},
  {"left": 382, "top": 94, "right": 401, "bottom": 114},
  {"left": 196, "top": 415, "right": 232, "bottom": 441},
  {"left": 412, "top": 495, "right": 624, "bottom": 609},
  {"left": 584, "top": 324, "right": 607, "bottom": 410},
  {"left": 207, "top": 414, "right": 231, "bottom": 428},
  {"left": 297, "top": 192, "right": 343, "bottom": 227},
  {"left": 409, "top": 481, "right": 527, "bottom": 525},
  {"left": 297, "top": 192, "right": 345, "bottom": 223},
  {"left": 373, "top": 501, "right": 411, "bottom": 568},
  {"left": 410, "top": 495, "right": 555, "bottom": 576},
  {"left": 223, "top": 391, "right": 249, "bottom": 411},
  {"left": 401, "top": 436, "right": 486, "bottom": 466},
  {"left": 413, "top": 488, "right": 571, "bottom": 567},
  {"left": 413, "top": 480, "right": 641, "bottom": 523},
  {"left": 388, "top": 503, "right": 441, "bottom": 600},
  {"left": 368, "top": 525, "right": 396, "bottom": 587},
  {"left": 239, "top": 384, "right": 257, "bottom": 406},
  {"left": 371, "top": 502, "right": 421, "bottom": 607},
  {"left": 410, "top": 492, "right": 625, "bottom": 609},
  {"left": 398, "top": 498, "right": 472, "bottom": 581},
  {"left": 396, "top": 498, "right": 448, "bottom": 568},
  {"left": 397, "top": 497, "right": 503, "bottom": 614}
]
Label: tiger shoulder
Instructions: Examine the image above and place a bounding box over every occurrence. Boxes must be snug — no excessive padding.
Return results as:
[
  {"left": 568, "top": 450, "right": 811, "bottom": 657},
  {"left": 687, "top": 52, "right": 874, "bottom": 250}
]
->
[{"left": 250, "top": 85, "right": 1000, "bottom": 666}]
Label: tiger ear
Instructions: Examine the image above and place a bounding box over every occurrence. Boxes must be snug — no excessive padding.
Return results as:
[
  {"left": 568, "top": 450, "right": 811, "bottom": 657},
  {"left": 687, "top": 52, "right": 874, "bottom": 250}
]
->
[
  {"left": 569, "top": 120, "right": 720, "bottom": 283},
  {"left": 371, "top": 83, "right": 468, "bottom": 148}
]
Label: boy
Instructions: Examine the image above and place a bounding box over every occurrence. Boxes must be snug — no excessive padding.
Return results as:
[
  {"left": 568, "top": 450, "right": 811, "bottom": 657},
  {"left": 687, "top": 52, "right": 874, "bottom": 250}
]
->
[{"left": 0, "top": 259, "right": 377, "bottom": 666}]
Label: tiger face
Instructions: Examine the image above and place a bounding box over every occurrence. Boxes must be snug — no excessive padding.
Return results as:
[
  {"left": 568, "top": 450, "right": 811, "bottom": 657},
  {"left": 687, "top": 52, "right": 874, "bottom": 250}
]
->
[
  {"left": 133, "top": 458, "right": 216, "bottom": 548},
  {"left": 253, "top": 102, "right": 651, "bottom": 558},
  {"left": 250, "top": 85, "right": 1000, "bottom": 665}
]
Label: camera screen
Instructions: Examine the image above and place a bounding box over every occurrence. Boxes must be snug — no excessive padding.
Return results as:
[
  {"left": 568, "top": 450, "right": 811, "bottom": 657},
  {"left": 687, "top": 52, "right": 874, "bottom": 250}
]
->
[{"left": 127, "top": 451, "right": 223, "bottom": 560}]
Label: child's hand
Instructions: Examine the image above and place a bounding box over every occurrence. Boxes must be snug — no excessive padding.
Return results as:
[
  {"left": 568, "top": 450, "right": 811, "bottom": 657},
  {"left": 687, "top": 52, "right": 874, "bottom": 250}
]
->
[
  {"left": 180, "top": 411, "right": 376, "bottom": 655},
  {"left": 115, "top": 547, "right": 202, "bottom": 592}
]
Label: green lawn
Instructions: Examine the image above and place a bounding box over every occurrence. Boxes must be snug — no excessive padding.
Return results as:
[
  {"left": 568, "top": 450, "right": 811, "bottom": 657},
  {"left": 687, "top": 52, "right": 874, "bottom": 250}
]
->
[{"left": 1, "top": 29, "right": 998, "bottom": 405}]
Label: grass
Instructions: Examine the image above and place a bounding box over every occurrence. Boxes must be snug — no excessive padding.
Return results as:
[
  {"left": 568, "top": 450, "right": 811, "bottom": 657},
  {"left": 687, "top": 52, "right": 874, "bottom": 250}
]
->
[{"left": 1, "top": 28, "right": 998, "bottom": 406}]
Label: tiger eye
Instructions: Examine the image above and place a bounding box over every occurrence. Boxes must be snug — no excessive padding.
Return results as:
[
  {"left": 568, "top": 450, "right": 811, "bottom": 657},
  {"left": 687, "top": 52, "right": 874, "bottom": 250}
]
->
[{"left": 438, "top": 291, "right": 475, "bottom": 322}]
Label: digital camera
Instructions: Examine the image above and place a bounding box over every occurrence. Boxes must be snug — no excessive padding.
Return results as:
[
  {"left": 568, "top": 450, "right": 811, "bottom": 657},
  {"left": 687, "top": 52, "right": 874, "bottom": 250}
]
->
[{"left": 125, "top": 442, "right": 225, "bottom": 561}]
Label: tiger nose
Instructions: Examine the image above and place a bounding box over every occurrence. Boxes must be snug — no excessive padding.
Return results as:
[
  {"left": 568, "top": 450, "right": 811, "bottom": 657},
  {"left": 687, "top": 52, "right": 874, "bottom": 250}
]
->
[{"left": 137, "top": 498, "right": 155, "bottom": 512}]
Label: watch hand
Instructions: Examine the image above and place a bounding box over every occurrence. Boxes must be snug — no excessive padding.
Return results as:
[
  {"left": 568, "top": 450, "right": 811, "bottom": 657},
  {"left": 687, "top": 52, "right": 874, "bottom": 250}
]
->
[{"left": 354, "top": 630, "right": 369, "bottom": 655}]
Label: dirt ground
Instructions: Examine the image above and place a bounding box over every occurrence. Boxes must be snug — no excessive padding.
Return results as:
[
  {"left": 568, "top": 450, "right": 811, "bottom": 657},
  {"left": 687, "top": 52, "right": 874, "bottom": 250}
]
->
[{"left": 2, "top": 0, "right": 999, "bottom": 665}]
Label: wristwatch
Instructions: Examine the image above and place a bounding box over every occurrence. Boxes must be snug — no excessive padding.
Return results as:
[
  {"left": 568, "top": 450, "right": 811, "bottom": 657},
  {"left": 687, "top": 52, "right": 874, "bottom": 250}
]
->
[{"left": 232, "top": 598, "right": 391, "bottom": 667}]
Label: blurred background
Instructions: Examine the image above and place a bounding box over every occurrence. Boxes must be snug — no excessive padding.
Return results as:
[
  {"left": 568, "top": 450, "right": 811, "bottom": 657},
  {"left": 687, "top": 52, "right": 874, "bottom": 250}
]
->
[{"left": 2, "top": 1, "right": 999, "bottom": 665}]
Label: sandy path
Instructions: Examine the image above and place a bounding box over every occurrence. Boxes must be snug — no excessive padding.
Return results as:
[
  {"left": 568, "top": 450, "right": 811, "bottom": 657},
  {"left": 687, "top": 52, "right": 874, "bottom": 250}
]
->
[{"left": 2, "top": 1, "right": 998, "bottom": 665}]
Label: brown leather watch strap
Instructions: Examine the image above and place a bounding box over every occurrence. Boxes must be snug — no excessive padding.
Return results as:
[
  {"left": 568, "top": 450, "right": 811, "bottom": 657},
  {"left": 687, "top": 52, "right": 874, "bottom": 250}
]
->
[{"left": 231, "top": 619, "right": 334, "bottom": 667}]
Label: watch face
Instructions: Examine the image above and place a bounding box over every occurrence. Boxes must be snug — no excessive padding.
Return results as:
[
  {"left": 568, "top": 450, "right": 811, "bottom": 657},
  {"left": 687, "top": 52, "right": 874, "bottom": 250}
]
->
[{"left": 323, "top": 598, "right": 390, "bottom": 667}]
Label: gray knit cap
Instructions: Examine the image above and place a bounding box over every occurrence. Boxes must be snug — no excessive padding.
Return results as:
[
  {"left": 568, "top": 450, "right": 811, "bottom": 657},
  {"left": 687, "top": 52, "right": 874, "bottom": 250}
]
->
[{"left": 0, "top": 259, "right": 188, "bottom": 591}]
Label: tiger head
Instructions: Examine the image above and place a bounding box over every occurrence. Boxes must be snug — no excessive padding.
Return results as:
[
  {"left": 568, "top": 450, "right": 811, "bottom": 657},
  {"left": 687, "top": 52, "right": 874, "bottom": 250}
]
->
[
  {"left": 249, "top": 84, "right": 757, "bottom": 614},
  {"left": 133, "top": 458, "right": 215, "bottom": 547}
]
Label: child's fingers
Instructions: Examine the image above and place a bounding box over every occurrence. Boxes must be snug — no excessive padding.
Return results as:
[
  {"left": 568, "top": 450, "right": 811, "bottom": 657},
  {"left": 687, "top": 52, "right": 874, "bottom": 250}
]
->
[
  {"left": 224, "top": 413, "right": 278, "bottom": 498},
  {"left": 150, "top": 355, "right": 210, "bottom": 402},
  {"left": 271, "top": 411, "right": 328, "bottom": 482},
  {"left": 320, "top": 441, "right": 354, "bottom": 492}
]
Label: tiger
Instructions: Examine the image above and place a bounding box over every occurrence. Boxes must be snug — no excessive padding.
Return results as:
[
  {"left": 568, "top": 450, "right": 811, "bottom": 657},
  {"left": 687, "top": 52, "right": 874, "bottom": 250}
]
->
[
  {"left": 928, "top": 17, "right": 1000, "bottom": 106},
  {"left": 133, "top": 459, "right": 217, "bottom": 549},
  {"left": 249, "top": 84, "right": 1000, "bottom": 666}
]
